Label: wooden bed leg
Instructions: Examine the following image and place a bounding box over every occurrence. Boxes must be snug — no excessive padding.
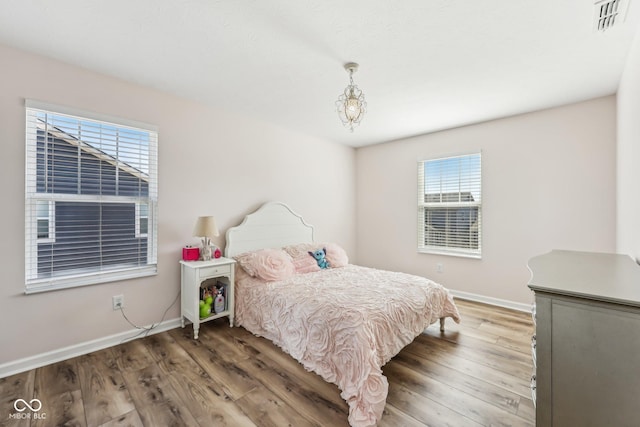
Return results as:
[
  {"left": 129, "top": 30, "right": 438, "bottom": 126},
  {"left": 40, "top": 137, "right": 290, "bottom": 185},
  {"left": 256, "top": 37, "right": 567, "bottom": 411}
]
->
[{"left": 439, "top": 317, "right": 445, "bottom": 332}]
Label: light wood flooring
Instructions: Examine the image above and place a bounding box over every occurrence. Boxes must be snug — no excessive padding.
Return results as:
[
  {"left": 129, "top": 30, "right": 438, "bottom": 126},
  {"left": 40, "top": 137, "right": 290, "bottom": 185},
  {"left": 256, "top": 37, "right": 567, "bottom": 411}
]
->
[{"left": 0, "top": 299, "right": 535, "bottom": 426}]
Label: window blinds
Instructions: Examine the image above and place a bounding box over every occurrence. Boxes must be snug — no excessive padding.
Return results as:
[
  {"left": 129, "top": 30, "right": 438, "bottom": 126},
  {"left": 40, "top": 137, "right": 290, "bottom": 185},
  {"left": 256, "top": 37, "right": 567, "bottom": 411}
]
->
[
  {"left": 418, "top": 153, "right": 482, "bottom": 258},
  {"left": 25, "top": 101, "right": 158, "bottom": 293}
]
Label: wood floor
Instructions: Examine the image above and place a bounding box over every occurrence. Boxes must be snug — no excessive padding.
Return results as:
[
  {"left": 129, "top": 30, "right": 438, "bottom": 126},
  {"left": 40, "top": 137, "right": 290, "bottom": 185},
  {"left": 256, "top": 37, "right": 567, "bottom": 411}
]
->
[{"left": 0, "top": 299, "right": 535, "bottom": 427}]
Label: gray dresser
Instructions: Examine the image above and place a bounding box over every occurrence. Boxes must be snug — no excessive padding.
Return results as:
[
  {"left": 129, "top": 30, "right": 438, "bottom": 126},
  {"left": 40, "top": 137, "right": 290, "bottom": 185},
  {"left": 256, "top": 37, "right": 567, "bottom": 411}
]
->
[{"left": 527, "top": 250, "right": 640, "bottom": 427}]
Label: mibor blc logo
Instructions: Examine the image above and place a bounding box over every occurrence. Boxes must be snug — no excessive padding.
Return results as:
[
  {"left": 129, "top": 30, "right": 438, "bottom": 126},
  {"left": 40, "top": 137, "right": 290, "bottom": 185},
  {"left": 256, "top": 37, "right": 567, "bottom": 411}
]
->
[{"left": 9, "top": 398, "right": 46, "bottom": 420}]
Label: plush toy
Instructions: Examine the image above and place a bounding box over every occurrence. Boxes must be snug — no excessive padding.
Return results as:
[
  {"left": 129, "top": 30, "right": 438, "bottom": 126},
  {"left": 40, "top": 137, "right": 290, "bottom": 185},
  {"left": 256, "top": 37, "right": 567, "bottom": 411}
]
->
[
  {"left": 199, "top": 299, "right": 212, "bottom": 318},
  {"left": 308, "top": 248, "right": 330, "bottom": 269}
]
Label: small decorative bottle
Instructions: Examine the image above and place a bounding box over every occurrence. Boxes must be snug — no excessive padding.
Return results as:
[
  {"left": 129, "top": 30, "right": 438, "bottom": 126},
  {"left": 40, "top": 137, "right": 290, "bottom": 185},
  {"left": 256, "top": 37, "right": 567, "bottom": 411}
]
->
[{"left": 214, "top": 288, "right": 225, "bottom": 314}]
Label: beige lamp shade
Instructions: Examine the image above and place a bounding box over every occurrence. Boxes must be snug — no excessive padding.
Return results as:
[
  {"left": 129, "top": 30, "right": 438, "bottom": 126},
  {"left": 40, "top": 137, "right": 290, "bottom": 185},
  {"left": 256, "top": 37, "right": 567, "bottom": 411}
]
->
[{"left": 192, "top": 216, "right": 220, "bottom": 238}]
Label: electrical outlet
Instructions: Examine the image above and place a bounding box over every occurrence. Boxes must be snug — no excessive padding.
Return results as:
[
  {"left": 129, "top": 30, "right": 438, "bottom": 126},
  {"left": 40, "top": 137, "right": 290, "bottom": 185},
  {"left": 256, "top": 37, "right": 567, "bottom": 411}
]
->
[
  {"left": 436, "top": 263, "right": 444, "bottom": 273},
  {"left": 112, "top": 294, "right": 124, "bottom": 310}
]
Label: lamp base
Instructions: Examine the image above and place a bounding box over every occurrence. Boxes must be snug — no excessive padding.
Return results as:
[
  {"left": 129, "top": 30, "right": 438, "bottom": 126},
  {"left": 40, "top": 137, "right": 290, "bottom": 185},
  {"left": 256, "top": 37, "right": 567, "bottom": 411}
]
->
[{"left": 201, "top": 238, "right": 212, "bottom": 261}]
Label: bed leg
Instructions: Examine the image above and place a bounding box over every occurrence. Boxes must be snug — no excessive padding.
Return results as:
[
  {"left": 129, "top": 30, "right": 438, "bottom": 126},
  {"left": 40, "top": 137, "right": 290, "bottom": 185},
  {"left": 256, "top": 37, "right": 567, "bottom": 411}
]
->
[{"left": 439, "top": 317, "right": 445, "bottom": 332}]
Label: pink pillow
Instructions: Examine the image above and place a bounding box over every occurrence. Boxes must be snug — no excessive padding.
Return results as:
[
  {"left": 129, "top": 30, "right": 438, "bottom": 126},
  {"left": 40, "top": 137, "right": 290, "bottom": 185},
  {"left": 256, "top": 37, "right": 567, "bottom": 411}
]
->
[
  {"left": 234, "top": 248, "right": 295, "bottom": 282},
  {"left": 283, "top": 242, "right": 349, "bottom": 269},
  {"left": 324, "top": 242, "right": 349, "bottom": 268},
  {"left": 234, "top": 251, "right": 259, "bottom": 277},
  {"left": 292, "top": 256, "right": 321, "bottom": 274}
]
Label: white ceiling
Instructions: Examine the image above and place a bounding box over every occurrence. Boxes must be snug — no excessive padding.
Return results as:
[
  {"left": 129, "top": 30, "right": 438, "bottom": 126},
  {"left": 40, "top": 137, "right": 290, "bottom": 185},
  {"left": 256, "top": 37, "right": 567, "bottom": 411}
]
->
[{"left": 1, "top": 0, "right": 639, "bottom": 147}]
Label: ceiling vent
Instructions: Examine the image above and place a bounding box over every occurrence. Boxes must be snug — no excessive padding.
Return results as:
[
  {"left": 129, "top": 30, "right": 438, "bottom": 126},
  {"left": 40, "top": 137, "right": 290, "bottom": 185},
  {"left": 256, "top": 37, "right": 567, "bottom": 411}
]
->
[{"left": 594, "top": 0, "right": 627, "bottom": 31}]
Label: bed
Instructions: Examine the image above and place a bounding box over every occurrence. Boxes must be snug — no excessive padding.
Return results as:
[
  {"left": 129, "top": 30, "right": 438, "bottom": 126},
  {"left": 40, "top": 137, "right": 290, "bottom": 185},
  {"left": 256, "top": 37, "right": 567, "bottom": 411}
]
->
[{"left": 225, "top": 201, "right": 461, "bottom": 427}]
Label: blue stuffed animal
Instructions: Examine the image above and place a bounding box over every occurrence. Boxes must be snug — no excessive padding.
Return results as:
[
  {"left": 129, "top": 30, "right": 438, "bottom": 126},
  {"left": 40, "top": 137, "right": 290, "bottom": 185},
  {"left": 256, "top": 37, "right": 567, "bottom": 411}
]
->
[{"left": 308, "top": 248, "right": 330, "bottom": 269}]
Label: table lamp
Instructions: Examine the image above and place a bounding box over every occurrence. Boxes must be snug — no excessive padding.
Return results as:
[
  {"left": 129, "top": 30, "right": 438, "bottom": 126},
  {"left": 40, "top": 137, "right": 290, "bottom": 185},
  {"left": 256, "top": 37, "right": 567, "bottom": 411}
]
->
[{"left": 193, "top": 216, "right": 219, "bottom": 260}]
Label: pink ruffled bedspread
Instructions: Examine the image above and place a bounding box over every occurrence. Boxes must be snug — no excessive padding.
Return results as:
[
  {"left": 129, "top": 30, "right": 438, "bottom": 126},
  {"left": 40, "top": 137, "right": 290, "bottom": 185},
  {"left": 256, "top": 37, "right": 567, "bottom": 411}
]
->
[{"left": 234, "top": 264, "right": 461, "bottom": 427}]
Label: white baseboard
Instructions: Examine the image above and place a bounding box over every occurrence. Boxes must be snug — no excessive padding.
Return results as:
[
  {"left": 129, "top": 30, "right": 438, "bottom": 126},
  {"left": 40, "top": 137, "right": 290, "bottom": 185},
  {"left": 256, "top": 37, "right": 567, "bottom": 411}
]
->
[
  {"left": 449, "top": 289, "right": 531, "bottom": 313},
  {"left": 0, "top": 317, "right": 182, "bottom": 379}
]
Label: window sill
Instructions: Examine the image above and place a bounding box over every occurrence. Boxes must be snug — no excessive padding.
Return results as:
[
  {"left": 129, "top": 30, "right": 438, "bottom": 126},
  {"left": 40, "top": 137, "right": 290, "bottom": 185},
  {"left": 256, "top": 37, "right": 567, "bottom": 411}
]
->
[
  {"left": 418, "top": 248, "right": 482, "bottom": 259},
  {"left": 25, "top": 265, "right": 157, "bottom": 294}
]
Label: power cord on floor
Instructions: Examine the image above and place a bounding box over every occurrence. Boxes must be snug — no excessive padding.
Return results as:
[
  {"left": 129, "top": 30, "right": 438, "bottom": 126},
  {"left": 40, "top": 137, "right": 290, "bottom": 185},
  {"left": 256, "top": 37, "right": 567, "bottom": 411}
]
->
[{"left": 118, "top": 291, "right": 180, "bottom": 343}]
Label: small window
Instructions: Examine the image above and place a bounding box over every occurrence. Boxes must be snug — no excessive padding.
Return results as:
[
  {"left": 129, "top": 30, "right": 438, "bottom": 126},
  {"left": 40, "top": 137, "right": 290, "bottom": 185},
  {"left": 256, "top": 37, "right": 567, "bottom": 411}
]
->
[
  {"left": 36, "top": 200, "right": 55, "bottom": 242},
  {"left": 136, "top": 202, "right": 149, "bottom": 238},
  {"left": 418, "top": 153, "right": 482, "bottom": 258}
]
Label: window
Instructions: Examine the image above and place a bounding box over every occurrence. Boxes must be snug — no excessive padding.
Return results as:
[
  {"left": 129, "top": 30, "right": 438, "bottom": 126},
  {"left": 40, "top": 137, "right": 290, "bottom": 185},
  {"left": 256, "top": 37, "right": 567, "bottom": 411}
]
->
[
  {"left": 25, "top": 100, "right": 158, "bottom": 293},
  {"left": 36, "top": 200, "right": 55, "bottom": 242},
  {"left": 135, "top": 202, "right": 149, "bottom": 238},
  {"left": 418, "top": 153, "right": 481, "bottom": 258}
]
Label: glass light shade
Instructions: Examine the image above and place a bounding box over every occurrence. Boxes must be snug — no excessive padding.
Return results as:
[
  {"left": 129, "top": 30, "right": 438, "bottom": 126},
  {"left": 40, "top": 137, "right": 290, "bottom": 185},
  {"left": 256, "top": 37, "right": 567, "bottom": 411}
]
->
[
  {"left": 336, "top": 85, "right": 366, "bottom": 132},
  {"left": 345, "top": 96, "right": 362, "bottom": 120}
]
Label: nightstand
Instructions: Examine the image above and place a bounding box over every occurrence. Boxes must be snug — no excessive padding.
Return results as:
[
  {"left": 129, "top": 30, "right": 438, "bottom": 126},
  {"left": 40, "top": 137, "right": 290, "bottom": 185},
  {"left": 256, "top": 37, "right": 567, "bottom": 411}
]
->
[{"left": 180, "top": 257, "right": 236, "bottom": 339}]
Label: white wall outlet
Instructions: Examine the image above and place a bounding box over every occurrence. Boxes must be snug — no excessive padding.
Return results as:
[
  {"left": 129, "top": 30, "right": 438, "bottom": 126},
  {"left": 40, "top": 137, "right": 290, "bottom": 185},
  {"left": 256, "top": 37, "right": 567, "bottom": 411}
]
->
[
  {"left": 436, "top": 263, "right": 444, "bottom": 273},
  {"left": 112, "top": 294, "right": 124, "bottom": 310}
]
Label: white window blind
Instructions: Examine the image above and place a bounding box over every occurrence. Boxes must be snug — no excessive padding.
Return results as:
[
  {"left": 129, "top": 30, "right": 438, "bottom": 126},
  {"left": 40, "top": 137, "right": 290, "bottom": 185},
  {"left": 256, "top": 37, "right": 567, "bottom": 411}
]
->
[
  {"left": 25, "top": 101, "right": 158, "bottom": 293},
  {"left": 418, "top": 153, "right": 482, "bottom": 258}
]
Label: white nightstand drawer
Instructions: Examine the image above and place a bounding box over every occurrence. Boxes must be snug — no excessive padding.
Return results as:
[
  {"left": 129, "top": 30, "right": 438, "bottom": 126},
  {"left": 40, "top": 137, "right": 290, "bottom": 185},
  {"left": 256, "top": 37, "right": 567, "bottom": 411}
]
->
[{"left": 199, "top": 264, "right": 231, "bottom": 278}]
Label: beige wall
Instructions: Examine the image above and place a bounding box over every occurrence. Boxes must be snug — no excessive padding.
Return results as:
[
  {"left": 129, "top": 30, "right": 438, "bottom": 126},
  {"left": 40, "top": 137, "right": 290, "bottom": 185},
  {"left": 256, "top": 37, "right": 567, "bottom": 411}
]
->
[
  {"left": 617, "top": 26, "right": 640, "bottom": 260},
  {"left": 0, "top": 44, "right": 356, "bottom": 366},
  {"left": 355, "top": 97, "right": 617, "bottom": 304}
]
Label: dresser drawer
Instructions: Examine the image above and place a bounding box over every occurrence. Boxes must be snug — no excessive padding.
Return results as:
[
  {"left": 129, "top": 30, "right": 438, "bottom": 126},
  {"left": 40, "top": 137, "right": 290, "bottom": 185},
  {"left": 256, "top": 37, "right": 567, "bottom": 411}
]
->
[{"left": 199, "top": 264, "right": 231, "bottom": 278}]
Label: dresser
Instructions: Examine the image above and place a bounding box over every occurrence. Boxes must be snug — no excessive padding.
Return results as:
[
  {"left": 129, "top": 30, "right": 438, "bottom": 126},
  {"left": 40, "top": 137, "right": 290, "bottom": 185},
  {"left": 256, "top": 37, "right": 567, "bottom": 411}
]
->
[{"left": 527, "top": 250, "right": 640, "bottom": 427}]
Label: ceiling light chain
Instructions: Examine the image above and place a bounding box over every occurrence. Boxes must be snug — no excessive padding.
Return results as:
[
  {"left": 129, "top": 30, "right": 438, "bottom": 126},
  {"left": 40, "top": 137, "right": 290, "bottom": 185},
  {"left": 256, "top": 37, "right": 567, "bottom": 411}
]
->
[{"left": 336, "top": 62, "right": 366, "bottom": 132}]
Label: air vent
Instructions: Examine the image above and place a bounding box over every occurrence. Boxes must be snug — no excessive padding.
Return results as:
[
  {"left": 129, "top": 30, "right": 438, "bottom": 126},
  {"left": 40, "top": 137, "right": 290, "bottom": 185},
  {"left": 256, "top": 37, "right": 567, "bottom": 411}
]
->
[{"left": 594, "top": 0, "right": 627, "bottom": 31}]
